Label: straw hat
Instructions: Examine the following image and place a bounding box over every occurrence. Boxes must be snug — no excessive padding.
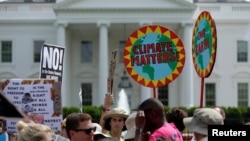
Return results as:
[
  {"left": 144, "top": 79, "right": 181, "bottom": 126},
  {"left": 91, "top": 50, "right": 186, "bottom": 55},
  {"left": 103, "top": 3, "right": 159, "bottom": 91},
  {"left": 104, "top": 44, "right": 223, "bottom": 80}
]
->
[
  {"left": 183, "top": 108, "right": 223, "bottom": 135},
  {"left": 103, "top": 108, "right": 128, "bottom": 131}
]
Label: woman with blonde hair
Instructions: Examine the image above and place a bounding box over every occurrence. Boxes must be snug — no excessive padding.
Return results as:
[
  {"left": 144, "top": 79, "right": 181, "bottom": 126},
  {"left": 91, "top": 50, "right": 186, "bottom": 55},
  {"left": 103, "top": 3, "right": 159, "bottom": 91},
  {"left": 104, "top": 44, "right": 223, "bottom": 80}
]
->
[{"left": 16, "top": 120, "right": 53, "bottom": 141}]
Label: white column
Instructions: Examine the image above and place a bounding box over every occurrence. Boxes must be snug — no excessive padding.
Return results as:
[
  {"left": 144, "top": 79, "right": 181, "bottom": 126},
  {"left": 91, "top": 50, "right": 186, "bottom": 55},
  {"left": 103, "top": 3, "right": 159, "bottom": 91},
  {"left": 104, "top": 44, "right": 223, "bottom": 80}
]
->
[
  {"left": 97, "top": 22, "right": 110, "bottom": 105},
  {"left": 180, "top": 22, "right": 193, "bottom": 107},
  {"left": 140, "top": 86, "right": 152, "bottom": 103},
  {"left": 56, "top": 22, "right": 70, "bottom": 107}
]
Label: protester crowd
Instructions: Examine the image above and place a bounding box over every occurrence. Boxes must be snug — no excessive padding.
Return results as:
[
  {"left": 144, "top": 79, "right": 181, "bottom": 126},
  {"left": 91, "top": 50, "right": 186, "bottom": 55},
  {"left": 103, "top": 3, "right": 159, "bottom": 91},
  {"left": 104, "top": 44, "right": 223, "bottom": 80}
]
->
[{"left": 0, "top": 91, "right": 232, "bottom": 141}]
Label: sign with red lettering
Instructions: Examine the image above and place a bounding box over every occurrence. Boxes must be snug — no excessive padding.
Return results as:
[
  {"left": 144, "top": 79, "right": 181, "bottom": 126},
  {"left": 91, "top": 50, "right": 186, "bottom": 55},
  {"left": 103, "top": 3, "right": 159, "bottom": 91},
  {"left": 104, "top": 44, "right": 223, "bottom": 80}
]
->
[
  {"left": 123, "top": 25, "right": 185, "bottom": 88},
  {"left": 192, "top": 11, "right": 217, "bottom": 78}
]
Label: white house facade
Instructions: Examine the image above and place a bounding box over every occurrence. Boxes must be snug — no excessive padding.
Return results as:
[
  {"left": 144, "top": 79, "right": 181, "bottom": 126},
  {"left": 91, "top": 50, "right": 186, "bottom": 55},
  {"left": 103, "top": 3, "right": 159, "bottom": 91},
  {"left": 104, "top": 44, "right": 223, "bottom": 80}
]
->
[{"left": 0, "top": 0, "right": 250, "bottom": 110}]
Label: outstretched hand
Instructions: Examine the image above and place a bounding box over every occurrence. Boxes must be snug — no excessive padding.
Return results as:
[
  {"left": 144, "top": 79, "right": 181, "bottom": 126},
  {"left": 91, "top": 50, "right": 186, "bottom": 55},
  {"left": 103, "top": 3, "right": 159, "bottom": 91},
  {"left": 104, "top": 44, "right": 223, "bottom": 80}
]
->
[{"left": 104, "top": 93, "right": 114, "bottom": 108}]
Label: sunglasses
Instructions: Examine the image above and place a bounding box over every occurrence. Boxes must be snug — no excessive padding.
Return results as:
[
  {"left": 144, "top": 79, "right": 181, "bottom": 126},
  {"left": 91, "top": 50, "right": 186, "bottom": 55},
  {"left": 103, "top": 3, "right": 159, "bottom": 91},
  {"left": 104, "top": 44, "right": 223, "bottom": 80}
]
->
[{"left": 74, "top": 127, "right": 96, "bottom": 135}]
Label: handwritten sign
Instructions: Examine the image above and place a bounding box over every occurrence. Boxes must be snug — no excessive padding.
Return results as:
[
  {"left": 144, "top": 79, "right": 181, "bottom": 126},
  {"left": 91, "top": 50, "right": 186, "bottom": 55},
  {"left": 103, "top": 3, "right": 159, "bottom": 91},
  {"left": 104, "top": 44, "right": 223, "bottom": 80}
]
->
[
  {"left": 108, "top": 48, "right": 118, "bottom": 93},
  {"left": 0, "top": 79, "right": 62, "bottom": 133},
  {"left": 40, "top": 44, "right": 65, "bottom": 82}
]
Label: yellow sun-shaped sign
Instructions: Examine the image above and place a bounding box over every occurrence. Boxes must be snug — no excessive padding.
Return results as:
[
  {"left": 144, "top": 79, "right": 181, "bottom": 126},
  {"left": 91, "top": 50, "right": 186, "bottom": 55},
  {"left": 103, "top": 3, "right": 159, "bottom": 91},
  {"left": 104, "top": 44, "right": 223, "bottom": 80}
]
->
[
  {"left": 123, "top": 25, "right": 185, "bottom": 88},
  {"left": 192, "top": 11, "right": 217, "bottom": 78}
]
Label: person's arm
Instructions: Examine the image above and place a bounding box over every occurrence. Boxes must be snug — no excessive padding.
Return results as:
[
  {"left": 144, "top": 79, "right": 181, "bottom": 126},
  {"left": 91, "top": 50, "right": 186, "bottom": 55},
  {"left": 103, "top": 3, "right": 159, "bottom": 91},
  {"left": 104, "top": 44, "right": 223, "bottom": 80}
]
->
[
  {"left": 134, "top": 111, "right": 149, "bottom": 141},
  {"left": 134, "top": 128, "right": 149, "bottom": 141},
  {"left": 134, "top": 127, "right": 141, "bottom": 141},
  {"left": 99, "top": 93, "right": 114, "bottom": 134}
]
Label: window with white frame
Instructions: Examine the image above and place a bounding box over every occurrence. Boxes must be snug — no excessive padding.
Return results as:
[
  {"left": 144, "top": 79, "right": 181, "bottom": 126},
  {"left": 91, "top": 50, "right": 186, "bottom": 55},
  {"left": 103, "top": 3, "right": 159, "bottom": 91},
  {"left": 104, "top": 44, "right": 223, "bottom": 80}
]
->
[
  {"left": 1, "top": 41, "right": 12, "bottom": 63},
  {"left": 205, "top": 83, "right": 216, "bottom": 106},
  {"left": 237, "top": 83, "right": 248, "bottom": 107},
  {"left": 81, "top": 83, "right": 92, "bottom": 106},
  {"left": 119, "top": 41, "right": 126, "bottom": 63},
  {"left": 34, "top": 40, "right": 45, "bottom": 63},
  {"left": 81, "top": 41, "right": 93, "bottom": 63},
  {"left": 158, "top": 85, "right": 168, "bottom": 106},
  {"left": 237, "top": 40, "right": 248, "bottom": 62}
]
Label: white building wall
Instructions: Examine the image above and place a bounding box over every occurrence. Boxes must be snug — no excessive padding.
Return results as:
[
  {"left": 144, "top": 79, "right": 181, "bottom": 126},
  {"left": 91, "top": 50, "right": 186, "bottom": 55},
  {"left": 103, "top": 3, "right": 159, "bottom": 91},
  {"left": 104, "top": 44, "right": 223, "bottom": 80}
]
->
[
  {"left": 1, "top": 1, "right": 250, "bottom": 109},
  {"left": 0, "top": 24, "right": 56, "bottom": 78}
]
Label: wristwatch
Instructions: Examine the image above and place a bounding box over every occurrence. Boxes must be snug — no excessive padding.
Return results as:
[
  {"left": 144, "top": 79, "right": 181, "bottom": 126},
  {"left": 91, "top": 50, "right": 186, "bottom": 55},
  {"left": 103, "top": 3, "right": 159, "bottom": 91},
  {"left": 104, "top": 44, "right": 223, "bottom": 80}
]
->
[
  {"left": 135, "top": 128, "right": 149, "bottom": 135},
  {"left": 135, "top": 128, "right": 142, "bottom": 134}
]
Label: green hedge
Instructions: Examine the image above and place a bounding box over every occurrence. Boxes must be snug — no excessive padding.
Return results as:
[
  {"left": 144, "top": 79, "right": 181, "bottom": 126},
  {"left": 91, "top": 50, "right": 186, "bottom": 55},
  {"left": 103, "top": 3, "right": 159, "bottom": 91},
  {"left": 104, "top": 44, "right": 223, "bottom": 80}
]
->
[
  {"left": 62, "top": 106, "right": 103, "bottom": 123},
  {"left": 62, "top": 106, "right": 250, "bottom": 124}
]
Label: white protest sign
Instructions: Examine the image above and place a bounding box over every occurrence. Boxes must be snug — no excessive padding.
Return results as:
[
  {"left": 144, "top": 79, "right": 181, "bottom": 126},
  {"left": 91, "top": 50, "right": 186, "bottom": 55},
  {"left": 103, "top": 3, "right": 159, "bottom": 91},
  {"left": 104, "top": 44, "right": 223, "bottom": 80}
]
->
[{"left": 1, "top": 79, "right": 62, "bottom": 133}]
